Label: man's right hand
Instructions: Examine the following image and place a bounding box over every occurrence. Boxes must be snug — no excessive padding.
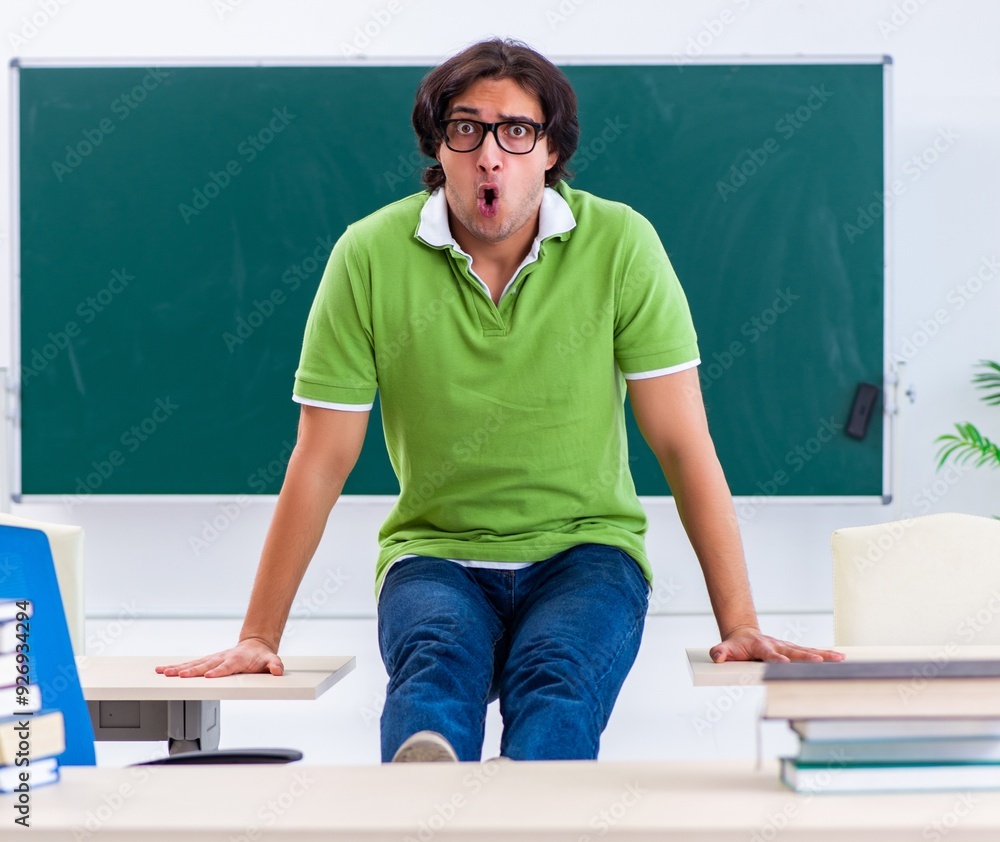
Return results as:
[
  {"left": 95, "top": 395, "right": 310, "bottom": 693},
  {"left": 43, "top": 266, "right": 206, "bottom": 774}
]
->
[{"left": 154, "top": 637, "right": 283, "bottom": 678}]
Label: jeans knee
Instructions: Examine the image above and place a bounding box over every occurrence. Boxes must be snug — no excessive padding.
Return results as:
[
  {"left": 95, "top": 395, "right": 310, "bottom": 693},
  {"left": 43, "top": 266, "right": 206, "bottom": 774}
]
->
[
  {"left": 504, "top": 640, "right": 595, "bottom": 697},
  {"left": 384, "top": 617, "right": 497, "bottom": 681}
]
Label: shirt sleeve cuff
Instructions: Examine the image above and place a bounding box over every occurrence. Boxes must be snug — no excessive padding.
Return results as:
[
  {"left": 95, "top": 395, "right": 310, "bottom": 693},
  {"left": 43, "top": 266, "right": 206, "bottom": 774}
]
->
[
  {"left": 292, "top": 376, "right": 376, "bottom": 410},
  {"left": 292, "top": 395, "right": 374, "bottom": 411},
  {"left": 623, "top": 358, "right": 701, "bottom": 380},
  {"left": 618, "top": 342, "right": 701, "bottom": 378}
]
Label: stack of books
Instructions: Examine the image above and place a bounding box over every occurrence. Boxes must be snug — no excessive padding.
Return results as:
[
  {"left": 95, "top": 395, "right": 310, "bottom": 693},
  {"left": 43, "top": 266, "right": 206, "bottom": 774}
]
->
[
  {"left": 0, "top": 600, "right": 64, "bottom": 793},
  {"left": 764, "top": 659, "right": 1000, "bottom": 793}
]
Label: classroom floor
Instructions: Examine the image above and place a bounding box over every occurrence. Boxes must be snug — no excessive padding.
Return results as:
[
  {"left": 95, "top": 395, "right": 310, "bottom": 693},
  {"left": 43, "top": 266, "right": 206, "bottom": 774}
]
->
[{"left": 86, "top": 613, "right": 835, "bottom": 766}]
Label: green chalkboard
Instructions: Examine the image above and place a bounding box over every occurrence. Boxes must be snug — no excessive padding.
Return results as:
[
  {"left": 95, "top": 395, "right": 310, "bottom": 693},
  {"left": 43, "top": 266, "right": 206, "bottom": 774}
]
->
[{"left": 16, "top": 61, "right": 885, "bottom": 497}]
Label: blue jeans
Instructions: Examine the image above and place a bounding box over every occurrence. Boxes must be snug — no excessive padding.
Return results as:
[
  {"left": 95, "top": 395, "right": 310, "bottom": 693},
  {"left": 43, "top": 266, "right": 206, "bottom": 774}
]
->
[{"left": 377, "top": 543, "right": 649, "bottom": 761}]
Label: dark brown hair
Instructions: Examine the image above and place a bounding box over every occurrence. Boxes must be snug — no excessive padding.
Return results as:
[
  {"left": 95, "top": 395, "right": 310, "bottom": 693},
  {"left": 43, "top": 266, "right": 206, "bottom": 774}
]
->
[{"left": 412, "top": 38, "right": 579, "bottom": 191}]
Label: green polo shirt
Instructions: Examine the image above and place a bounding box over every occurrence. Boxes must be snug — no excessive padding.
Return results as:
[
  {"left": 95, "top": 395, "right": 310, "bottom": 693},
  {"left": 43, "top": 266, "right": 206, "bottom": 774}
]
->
[{"left": 293, "top": 181, "right": 700, "bottom": 595}]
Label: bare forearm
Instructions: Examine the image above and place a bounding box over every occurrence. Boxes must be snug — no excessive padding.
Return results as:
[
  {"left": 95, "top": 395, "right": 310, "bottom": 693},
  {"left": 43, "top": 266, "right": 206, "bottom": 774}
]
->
[
  {"left": 628, "top": 371, "right": 840, "bottom": 663},
  {"left": 660, "top": 448, "right": 759, "bottom": 638},
  {"left": 238, "top": 448, "right": 346, "bottom": 650}
]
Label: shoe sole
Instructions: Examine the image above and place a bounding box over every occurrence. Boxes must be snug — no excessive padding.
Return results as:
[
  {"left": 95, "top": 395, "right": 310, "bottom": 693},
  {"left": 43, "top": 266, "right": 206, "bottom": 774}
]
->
[{"left": 392, "top": 732, "right": 458, "bottom": 763}]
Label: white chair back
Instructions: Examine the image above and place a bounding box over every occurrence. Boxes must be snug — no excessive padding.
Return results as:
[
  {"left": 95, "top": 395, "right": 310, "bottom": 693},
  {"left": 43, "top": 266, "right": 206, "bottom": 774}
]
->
[
  {"left": 832, "top": 512, "right": 1000, "bottom": 646},
  {"left": 0, "top": 513, "right": 85, "bottom": 654}
]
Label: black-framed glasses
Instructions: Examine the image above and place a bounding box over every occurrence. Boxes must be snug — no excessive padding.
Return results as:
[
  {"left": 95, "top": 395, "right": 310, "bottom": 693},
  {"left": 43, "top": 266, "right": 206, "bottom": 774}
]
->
[{"left": 439, "top": 119, "right": 547, "bottom": 155}]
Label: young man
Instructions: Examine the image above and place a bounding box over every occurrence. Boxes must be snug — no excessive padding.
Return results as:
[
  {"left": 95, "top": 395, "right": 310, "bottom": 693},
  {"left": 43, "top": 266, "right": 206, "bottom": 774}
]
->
[{"left": 158, "top": 39, "right": 842, "bottom": 762}]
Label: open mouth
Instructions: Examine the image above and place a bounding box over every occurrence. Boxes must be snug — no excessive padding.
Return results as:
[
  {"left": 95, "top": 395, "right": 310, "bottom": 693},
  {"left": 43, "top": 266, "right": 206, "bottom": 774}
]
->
[{"left": 477, "top": 184, "right": 499, "bottom": 217}]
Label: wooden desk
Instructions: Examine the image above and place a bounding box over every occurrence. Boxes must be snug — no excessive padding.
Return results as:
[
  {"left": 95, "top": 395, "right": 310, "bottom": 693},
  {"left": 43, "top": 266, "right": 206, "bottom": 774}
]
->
[
  {"left": 686, "top": 645, "right": 1000, "bottom": 686},
  {"left": 78, "top": 655, "right": 355, "bottom": 753},
  {"left": 19, "top": 761, "right": 1000, "bottom": 840}
]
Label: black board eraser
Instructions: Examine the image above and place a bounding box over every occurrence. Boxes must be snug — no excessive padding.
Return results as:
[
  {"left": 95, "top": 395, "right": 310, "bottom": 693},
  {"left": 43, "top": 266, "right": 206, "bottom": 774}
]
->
[{"left": 846, "top": 382, "right": 880, "bottom": 440}]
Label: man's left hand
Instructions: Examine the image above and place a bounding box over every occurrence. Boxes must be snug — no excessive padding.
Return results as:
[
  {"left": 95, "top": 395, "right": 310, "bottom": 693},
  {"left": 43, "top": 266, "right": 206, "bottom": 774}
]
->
[{"left": 709, "top": 626, "right": 845, "bottom": 663}]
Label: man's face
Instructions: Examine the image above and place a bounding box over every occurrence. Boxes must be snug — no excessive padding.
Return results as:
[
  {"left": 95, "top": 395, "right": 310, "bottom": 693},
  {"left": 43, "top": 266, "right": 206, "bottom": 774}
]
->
[{"left": 437, "top": 77, "right": 558, "bottom": 246}]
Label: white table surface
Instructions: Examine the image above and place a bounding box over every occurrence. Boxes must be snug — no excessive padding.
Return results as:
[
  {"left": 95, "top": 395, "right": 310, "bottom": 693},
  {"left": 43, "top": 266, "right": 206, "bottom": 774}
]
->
[
  {"left": 16, "top": 760, "right": 1000, "bottom": 841},
  {"left": 686, "top": 645, "right": 1000, "bottom": 686},
  {"left": 76, "top": 655, "right": 356, "bottom": 700}
]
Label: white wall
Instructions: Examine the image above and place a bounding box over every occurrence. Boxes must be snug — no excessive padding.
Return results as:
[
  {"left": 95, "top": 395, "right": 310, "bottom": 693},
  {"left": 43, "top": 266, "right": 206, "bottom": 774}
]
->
[{"left": 2, "top": 0, "right": 998, "bottom": 634}]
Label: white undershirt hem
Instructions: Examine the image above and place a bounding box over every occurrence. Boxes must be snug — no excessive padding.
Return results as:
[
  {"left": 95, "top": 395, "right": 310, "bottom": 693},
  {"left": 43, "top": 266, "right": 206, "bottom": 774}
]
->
[
  {"left": 394, "top": 554, "right": 536, "bottom": 570},
  {"left": 623, "top": 358, "right": 701, "bottom": 380},
  {"left": 292, "top": 395, "right": 374, "bottom": 412}
]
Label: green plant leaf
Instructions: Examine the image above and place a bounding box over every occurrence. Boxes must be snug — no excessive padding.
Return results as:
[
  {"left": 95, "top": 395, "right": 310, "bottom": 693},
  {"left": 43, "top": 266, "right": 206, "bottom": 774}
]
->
[
  {"left": 935, "top": 421, "right": 1000, "bottom": 470},
  {"left": 974, "top": 359, "right": 1000, "bottom": 406}
]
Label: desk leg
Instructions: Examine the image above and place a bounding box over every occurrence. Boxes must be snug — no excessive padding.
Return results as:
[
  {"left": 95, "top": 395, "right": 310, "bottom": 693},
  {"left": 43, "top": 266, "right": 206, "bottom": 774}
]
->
[
  {"left": 88, "top": 700, "right": 221, "bottom": 754},
  {"left": 167, "top": 699, "right": 220, "bottom": 754}
]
